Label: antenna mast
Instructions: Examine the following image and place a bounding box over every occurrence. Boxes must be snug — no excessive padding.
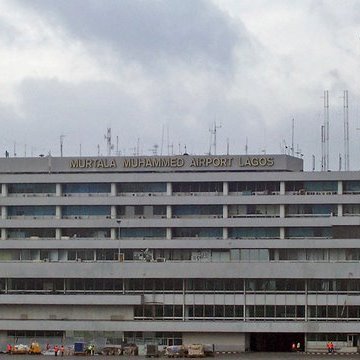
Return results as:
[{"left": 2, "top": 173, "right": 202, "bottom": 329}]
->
[
  {"left": 60, "top": 134, "right": 65, "bottom": 157},
  {"left": 104, "top": 128, "right": 114, "bottom": 156},
  {"left": 291, "top": 118, "right": 295, "bottom": 156},
  {"left": 321, "top": 125, "right": 325, "bottom": 171},
  {"left": 343, "top": 90, "right": 350, "bottom": 171},
  {"left": 323, "top": 90, "right": 330, "bottom": 171},
  {"left": 209, "top": 121, "right": 222, "bottom": 155}
]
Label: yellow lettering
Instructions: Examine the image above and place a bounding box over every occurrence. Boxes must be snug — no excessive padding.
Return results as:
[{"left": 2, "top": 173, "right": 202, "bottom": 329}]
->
[
  {"left": 213, "top": 158, "right": 220, "bottom": 167},
  {"left": 70, "top": 160, "right": 79, "bottom": 168},
  {"left": 267, "top": 157, "right": 274, "bottom": 166}
]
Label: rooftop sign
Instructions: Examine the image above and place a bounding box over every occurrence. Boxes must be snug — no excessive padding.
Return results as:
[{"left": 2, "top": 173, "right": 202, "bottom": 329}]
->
[{"left": 69, "top": 156, "right": 276, "bottom": 170}]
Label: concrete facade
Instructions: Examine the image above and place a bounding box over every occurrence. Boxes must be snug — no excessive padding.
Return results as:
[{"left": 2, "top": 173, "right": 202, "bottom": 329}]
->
[{"left": 0, "top": 154, "right": 359, "bottom": 351}]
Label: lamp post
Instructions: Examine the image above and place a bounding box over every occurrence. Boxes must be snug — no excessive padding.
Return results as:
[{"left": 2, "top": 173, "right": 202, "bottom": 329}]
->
[{"left": 116, "top": 219, "right": 121, "bottom": 261}]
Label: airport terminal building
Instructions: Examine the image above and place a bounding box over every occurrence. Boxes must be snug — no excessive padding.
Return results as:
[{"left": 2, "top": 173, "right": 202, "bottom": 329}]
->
[{"left": 1, "top": 153, "right": 360, "bottom": 352}]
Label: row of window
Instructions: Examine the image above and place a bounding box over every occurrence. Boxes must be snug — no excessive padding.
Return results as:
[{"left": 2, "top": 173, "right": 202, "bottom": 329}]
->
[
  {"left": 9, "top": 204, "right": 360, "bottom": 218},
  {"left": 4, "top": 180, "right": 360, "bottom": 195},
  {"left": 134, "top": 305, "right": 360, "bottom": 320},
  {"left": 1, "top": 278, "right": 360, "bottom": 293},
  {"left": 4, "top": 227, "right": 338, "bottom": 239},
  {"left": 2, "top": 248, "right": 360, "bottom": 263}
]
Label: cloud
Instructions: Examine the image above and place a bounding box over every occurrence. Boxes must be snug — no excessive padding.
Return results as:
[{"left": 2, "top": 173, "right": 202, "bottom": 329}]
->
[{"left": 17, "top": 0, "right": 244, "bottom": 73}]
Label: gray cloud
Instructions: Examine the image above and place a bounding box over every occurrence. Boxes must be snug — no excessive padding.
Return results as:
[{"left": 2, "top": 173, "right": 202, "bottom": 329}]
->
[{"left": 18, "top": 0, "right": 243, "bottom": 73}]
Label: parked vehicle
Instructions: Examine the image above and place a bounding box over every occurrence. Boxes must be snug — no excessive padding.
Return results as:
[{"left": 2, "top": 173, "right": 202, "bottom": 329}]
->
[
  {"left": 74, "top": 341, "right": 87, "bottom": 355},
  {"left": 122, "top": 344, "right": 138, "bottom": 356},
  {"left": 101, "top": 345, "right": 122, "bottom": 355},
  {"left": 11, "top": 344, "right": 29, "bottom": 355},
  {"left": 203, "top": 344, "right": 215, "bottom": 357},
  {"left": 28, "top": 342, "right": 42, "bottom": 355},
  {"left": 165, "top": 345, "right": 186, "bottom": 358},
  {"left": 145, "top": 344, "right": 159, "bottom": 358},
  {"left": 187, "top": 344, "right": 205, "bottom": 358}
]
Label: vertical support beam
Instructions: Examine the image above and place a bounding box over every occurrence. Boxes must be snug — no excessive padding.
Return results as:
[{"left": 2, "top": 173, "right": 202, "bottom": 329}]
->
[
  {"left": 111, "top": 205, "right": 117, "bottom": 219},
  {"left": 1, "top": 228, "right": 6, "bottom": 240},
  {"left": 56, "top": 183, "right": 61, "bottom": 196},
  {"left": 166, "top": 182, "right": 172, "bottom": 196},
  {"left": 111, "top": 183, "right": 117, "bottom": 196},
  {"left": 280, "top": 181, "right": 285, "bottom": 195},
  {"left": 111, "top": 228, "right": 117, "bottom": 240},
  {"left": 223, "top": 204, "right": 228, "bottom": 218},
  {"left": 182, "top": 278, "right": 186, "bottom": 321},
  {"left": 338, "top": 180, "right": 343, "bottom": 195},
  {"left": 280, "top": 204, "right": 285, "bottom": 218},
  {"left": 223, "top": 227, "right": 228, "bottom": 239},
  {"left": 1, "top": 184, "right": 7, "bottom": 197},
  {"left": 1, "top": 206, "right": 7, "bottom": 220},
  {"left": 223, "top": 181, "right": 229, "bottom": 196},
  {"left": 166, "top": 205, "right": 172, "bottom": 219},
  {"left": 56, "top": 205, "right": 61, "bottom": 219},
  {"left": 166, "top": 228, "right": 172, "bottom": 240},
  {"left": 280, "top": 227, "right": 285, "bottom": 240},
  {"left": 56, "top": 228, "right": 61, "bottom": 240}
]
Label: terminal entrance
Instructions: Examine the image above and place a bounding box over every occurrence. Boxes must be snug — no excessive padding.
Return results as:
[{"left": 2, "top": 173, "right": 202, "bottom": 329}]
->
[{"left": 250, "top": 333, "right": 305, "bottom": 352}]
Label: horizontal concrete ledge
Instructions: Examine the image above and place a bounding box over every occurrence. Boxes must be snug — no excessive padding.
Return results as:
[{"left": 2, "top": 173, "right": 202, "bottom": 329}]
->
[
  {"left": 1, "top": 320, "right": 360, "bottom": 333},
  {"left": 1, "top": 262, "right": 360, "bottom": 279},
  {"left": 0, "top": 294, "right": 142, "bottom": 305}
]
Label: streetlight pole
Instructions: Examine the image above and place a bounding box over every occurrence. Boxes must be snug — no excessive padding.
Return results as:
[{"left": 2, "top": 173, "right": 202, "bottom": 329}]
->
[{"left": 116, "top": 219, "right": 122, "bottom": 261}]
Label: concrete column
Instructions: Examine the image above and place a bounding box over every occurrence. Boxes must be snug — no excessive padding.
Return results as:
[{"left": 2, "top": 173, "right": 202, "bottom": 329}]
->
[
  {"left": 56, "top": 183, "right": 62, "bottom": 196},
  {"left": 223, "top": 181, "right": 229, "bottom": 195},
  {"left": 1, "top": 228, "right": 6, "bottom": 240},
  {"left": 166, "top": 182, "right": 172, "bottom": 196},
  {"left": 280, "top": 204, "right": 285, "bottom": 218},
  {"left": 56, "top": 206, "right": 61, "bottom": 219},
  {"left": 280, "top": 227, "right": 285, "bottom": 239},
  {"left": 223, "top": 205, "right": 228, "bottom": 218},
  {"left": 111, "top": 228, "right": 117, "bottom": 240},
  {"left": 166, "top": 228, "right": 172, "bottom": 240},
  {"left": 280, "top": 181, "right": 285, "bottom": 195},
  {"left": 111, "top": 183, "right": 117, "bottom": 196},
  {"left": 1, "top": 206, "right": 7, "bottom": 219},
  {"left": 338, "top": 204, "right": 343, "bottom": 217},
  {"left": 166, "top": 205, "right": 172, "bottom": 219},
  {"left": 56, "top": 228, "right": 61, "bottom": 240},
  {"left": 338, "top": 180, "right": 343, "bottom": 195},
  {"left": 111, "top": 205, "right": 117, "bottom": 219},
  {"left": 223, "top": 227, "right": 228, "bottom": 239},
  {"left": 1, "top": 184, "right": 7, "bottom": 197},
  {"left": 273, "top": 249, "right": 279, "bottom": 261}
]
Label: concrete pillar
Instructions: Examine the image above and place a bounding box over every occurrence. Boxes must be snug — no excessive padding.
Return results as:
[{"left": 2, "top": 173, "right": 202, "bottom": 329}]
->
[
  {"left": 56, "top": 228, "right": 61, "bottom": 240},
  {"left": 111, "top": 183, "right": 117, "bottom": 196},
  {"left": 338, "top": 180, "right": 343, "bottom": 195},
  {"left": 56, "top": 206, "right": 61, "bottom": 219},
  {"left": 223, "top": 205, "right": 228, "bottom": 218},
  {"left": 280, "top": 204, "right": 285, "bottom": 218},
  {"left": 111, "top": 228, "right": 117, "bottom": 240},
  {"left": 56, "top": 183, "right": 62, "bottom": 196},
  {"left": 223, "top": 227, "right": 228, "bottom": 239},
  {"left": 338, "top": 204, "right": 343, "bottom": 217},
  {"left": 280, "top": 227, "right": 285, "bottom": 239},
  {"left": 166, "top": 205, "right": 172, "bottom": 219},
  {"left": 166, "top": 182, "right": 172, "bottom": 196},
  {"left": 223, "top": 181, "right": 228, "bottom": 195},
  {"left": 1, "top": 206, "right": 7, "bottom": 219},
  {"left": 1, "top": 184, "right": 7, "bottom": 197},
  {"left": 1, "top": 228, "right": 6, "bottom": 240},
  {"left": 111, "top": 205, "right": 117, "bottom": 219},
  {"left": 280, "top": 181, "right": 285, "bottom": 195},
  {"left": 166, "top": 228, "right": 172, "bottom": 240}
]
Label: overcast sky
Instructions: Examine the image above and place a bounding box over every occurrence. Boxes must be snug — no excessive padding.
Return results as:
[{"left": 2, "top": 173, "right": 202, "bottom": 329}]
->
[{"left": 1, "top": 0, "right": 360, "bottom": 170}]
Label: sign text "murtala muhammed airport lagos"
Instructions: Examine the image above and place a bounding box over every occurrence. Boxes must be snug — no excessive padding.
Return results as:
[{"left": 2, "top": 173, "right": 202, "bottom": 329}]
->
[{"left": 69, "top": 156, "right": 275, "bottom": 169}]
